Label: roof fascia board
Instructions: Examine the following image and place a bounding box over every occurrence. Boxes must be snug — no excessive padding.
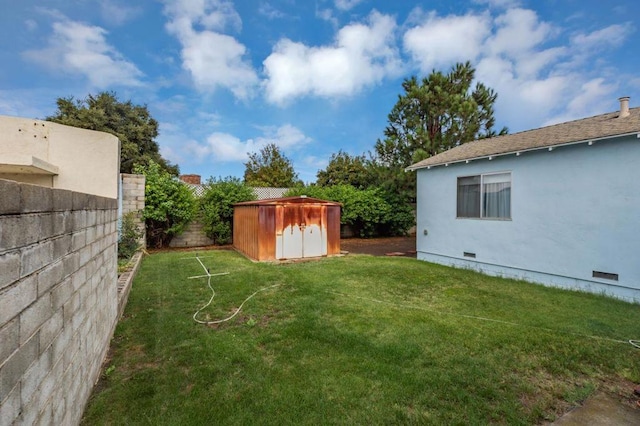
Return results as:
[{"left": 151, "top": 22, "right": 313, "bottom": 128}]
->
[{"left": 406, "top": 131, "right": 640, "bottom": 172}]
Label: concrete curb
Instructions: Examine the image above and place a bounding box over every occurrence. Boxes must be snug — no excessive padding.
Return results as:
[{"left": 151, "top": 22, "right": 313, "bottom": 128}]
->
[{"left": 116, "top": 251, "right": 143, "bottom": 319}]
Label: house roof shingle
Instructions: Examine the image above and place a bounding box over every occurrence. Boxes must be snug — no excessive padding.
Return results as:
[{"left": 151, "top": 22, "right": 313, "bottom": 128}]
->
[{"left": 407, "top": 106, "right": 640, "bottom": 171}]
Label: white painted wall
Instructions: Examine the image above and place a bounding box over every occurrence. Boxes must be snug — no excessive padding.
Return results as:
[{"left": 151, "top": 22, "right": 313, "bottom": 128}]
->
[
  {"left": 415, "top": 134, "right": 640, "bottom": 302},
  {"left": 0, "top": 115, "right": 120, "bottom": 199}
]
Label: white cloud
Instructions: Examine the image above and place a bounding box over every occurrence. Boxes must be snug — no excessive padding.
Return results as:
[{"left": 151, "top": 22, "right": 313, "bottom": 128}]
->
[
  {"left": 335, "top": 0, "right": 365, "bottom": 11},
  {"left": 163, "top": 0, "right": 258, "bottom": 98},
  {"left": 570, "top": 23, "right": 632, "bottom": 52},
  {"left": 473, "top": 0, "right": 522, "bottom": 9},
  {"left": 22, "top": 18, "right": 143, "bottom": 88},
  {"left": 403, "top": 5, "right": 634, "bottom": 131},
  {"left": 486, "top": 8, "right": 555, "bottom": 57},
  {"left": 259, "top": 2, "right": 286, "bottom": 20},
  {"left": 403, "top": 12, "right": 491, "bottom": 71},
  {"left": 99, "top": 0, "right": 142, "bottom": 26},
  {"left": 542, "top": 78, "right": 617, "bottom": 125},
  {"left": 25, "top": 19, "right": 38, "bottom": 31},
  {"left": 185, "top": 124, "right": 312, "bottom": 162},
  {"left": 316, "top": 8, "right": 338, "bottom": 27},
  {"left": 263, "top": 11, "right": 402, "bottom": 104}
]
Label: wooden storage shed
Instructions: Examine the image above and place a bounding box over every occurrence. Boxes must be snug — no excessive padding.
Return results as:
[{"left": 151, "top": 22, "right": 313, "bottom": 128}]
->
[{"left": 233, "top": 196, "right": 341, "bottom": 261}]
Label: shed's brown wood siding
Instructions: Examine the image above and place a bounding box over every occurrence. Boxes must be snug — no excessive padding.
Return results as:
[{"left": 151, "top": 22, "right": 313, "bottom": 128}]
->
[
  {"left": 233, "top": 206, "right": 260, "bottom": 260},
  {"left": 327, "top": 205, "right": 341, "bottom": 255},
  {"left": 233, "top": 197, "right": 341, "bottom": 261}
]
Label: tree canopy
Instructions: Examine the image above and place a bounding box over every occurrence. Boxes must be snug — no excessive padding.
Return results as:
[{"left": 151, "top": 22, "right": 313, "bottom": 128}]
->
[
  {"left": 316, "top": 150, "right": 372, "bottom": 189},
  {"left": 243, "top": 143, "right": 302, "bottom": 187},
  {"left": 372, "top": 61, "right": 507, "bottom": 200},
  {"left": 47, "top": 91, "right": 178, "bottom": 175}
]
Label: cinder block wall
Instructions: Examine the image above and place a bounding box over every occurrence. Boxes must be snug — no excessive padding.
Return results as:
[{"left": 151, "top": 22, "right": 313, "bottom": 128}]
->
[
  {"left": 169, "top": 218, "right": 215, "bottom": 247},
  {"left": 120, "top": 173, "right": 146, "bottom": 246},
  {"left": 0, "top": 179, "right": 119, "bottom": 425}
]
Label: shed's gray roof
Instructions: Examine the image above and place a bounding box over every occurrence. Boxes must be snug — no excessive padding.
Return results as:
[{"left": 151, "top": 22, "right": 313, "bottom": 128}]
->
[{"left": 407, "top": 106, "right": 640, "bottom": 170}]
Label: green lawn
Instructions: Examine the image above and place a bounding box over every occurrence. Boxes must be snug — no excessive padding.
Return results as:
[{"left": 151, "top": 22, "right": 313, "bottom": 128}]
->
[{"left": 83, "top": 250, "right": 640, "bottom": 425}]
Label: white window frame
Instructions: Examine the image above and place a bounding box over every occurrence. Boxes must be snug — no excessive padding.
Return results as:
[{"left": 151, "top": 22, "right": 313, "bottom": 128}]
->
[{"left": 456, "top": 171, "right": 511, "bottom": 220}]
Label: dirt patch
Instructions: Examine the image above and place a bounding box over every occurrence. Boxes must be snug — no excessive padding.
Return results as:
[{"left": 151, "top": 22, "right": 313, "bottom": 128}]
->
[{"left": 340, "top": 236, "right": 416, "bottom": 257}]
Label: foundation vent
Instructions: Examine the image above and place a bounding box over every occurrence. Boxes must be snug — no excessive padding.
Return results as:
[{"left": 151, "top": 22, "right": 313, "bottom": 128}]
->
[
  {"left": 463, "top": 252, "right": 476, "bottom": 258},
  {"left": 592, "top": 270, "right": 618, "bottom": 281}
]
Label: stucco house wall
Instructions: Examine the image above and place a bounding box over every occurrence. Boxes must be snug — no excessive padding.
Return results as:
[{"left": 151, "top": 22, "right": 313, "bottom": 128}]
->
[
  {"left": 0, "top": 115, "right": 120, "bottom": 199},
  {"left": 415, "top": 133, "right": 639, "bottom": 302}
]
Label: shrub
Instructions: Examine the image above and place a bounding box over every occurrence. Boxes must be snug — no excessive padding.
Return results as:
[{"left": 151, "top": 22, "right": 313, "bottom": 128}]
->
[
  {"left": 285, "top": 184, "right": 414, "bottom": 237},
  {"left": 200, "top": 177, "right": 256, "bottom": 245},
  {"left": 118, "top": 212, "right": 143, "bottom": 259},
  {"left": 134, "top": 161, "right": 197, "bottom": 248}
]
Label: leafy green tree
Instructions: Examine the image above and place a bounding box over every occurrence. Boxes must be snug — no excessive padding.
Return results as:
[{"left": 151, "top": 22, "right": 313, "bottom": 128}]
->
[
  {"left": 244, "top": 143, "right": 302, "bottom": 187},
  {"left": 373, "top": 61, "right": 507, "bottom": 200},
  {"left": 200, "top": 177, "right": 256, "bottom": 245},
  {"left": 286, "top": 184, "right": 414, "bottom": 237},
  {"left": 47, "top": 91, "right": 179, "bottom": 174},
  {"left": 316, "top": 150, "right": 372, "bottom": 189},
  {"left": 134, "top": 161, "right": 196, "bottom": 248}
]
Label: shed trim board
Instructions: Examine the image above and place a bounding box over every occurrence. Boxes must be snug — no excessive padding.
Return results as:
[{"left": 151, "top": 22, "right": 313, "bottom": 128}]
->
[{"left": 410, "top": 105, "right": 640, "bottom": 303}]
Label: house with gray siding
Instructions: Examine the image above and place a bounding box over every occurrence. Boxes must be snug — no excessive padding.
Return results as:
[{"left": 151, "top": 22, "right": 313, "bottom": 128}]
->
[{"left": 407, "top": 97, "right": 640, "bottom": 303}]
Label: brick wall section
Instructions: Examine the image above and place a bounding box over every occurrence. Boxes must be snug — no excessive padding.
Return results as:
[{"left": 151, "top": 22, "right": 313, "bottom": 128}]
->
[
  {"left": 0, "top": 179, "right": 119, "bottom": 426},
  {"left": 120, "top": 173, "right": 145, "bottom": 247},
  {"left": 169, "top": 218, "right": 215, "bottom": 248}
]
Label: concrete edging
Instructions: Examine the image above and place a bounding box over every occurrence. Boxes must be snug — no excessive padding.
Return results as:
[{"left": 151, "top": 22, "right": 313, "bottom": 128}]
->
[{"left": 116, "top": 250, "right": 144, "bottom": 319}]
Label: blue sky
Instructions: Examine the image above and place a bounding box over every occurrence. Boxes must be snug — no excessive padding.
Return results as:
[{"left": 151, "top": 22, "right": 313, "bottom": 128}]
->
[{"left": 1, "top": 0, "right": 639, "bottom": 183}]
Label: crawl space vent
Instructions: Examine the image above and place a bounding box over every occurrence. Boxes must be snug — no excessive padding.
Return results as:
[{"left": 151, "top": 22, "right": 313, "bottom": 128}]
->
[{"left": 592, "top": 271, "right": 618, "bottom": 281}]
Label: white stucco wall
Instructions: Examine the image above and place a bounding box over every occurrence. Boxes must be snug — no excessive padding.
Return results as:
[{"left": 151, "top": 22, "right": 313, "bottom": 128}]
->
[
  {"left": 0, "top": 115, "right": 120, "bottom": 199},
  {"left": 415, "top": 134, "right": 640, "bottom": 303}
]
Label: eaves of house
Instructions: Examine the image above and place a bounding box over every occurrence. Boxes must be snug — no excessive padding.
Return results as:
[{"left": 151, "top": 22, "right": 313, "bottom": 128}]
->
[{"left": 406, "top": 97, "right": 640, "bottom": 171}]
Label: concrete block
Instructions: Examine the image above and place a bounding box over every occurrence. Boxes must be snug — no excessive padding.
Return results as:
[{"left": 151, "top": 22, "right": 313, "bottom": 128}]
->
[
  {"left": 0, "top": 252, "right": 20, "bottom": 292},
  {"left": 86, "top": 195, "right": 98, "bottom": 210},
  {"left": 0, "top": 381, "right": 20, "bottom": 425},
  {"left": 51, "top": 211, "right": 65, "bottom": 236},
  {"left": 52, "top": 188, "right": 73, "bottom": 212},
  {"left": 52, "top": 389, "right": 66, "bottom": 425},
  {"left": 52, "top": 234, "right": 72, "bottom": 262},
  {"left": 79, "top": 245, "right": 92, "bottom": 265},
  {"left": 71, "top": 266, "right": 87, "bottom": 293},
  {"left": 21, "top": 183, "right": 53, "bottom": 213},
  {"left": 0, "top": 214, "right": 39, "bottom": 250},
  {"left": 38, "top": 214, "right": 54, "bottom": 241},
  {"left": 72, "top": 210, "right": 86, "bottom": 230},
  {"left": 20, "top": 240, "right": 53, "bottom": 277},
  {"left": 71, "top": 230, "right": 86, "bottom": 252},
  {"left": 51, "top": 277, "right": 73, "bottom": 310},
  {"left": 62, "top": 292, "right": 80, "bottom": 324},
  {"left": 85, "top": 226, "right": 96, "bottom": 244},
  {"left": 31, "top": 356, "right": 63, "bottom": 420},
  {"left": 51, "top": 325, "right": 72, "bottom": 366},
  {"left": 62, "top": 251, "right": 79, "bottom": 279},
  {"left": 0, "top": 179, "right": 21, "bottom": 215},
  {"left": 37, "top": 260, "right": 64, "bottom": 296},
  {"left": 71, "top": 192, "right": 89, "bottom": 211},
  {"left": 20, "top": 345, "right": 52, "bottom": 409},
  {"left": 39, "top": 309, "right": 62, "bottom": 353},
  {"left": 19, "top": 295, "right": 53, "bottom": 345},
  {"left": 86, "top": 211, "right": 97, "bottom": 228},
  {"left": 91, "top": 240, "right": 101, "bottom": 259},
  {"left": 0, "top": 334, "right": 38, "bottom": 403},
  {"left": 63, "top": 211, "right": 74, "bottom": 234},
  {"left": 0, "top": 318, "right": 19, "bottom": 364},
  {"left": 0, "top": 275, "right": 37, "bottom": 325},
  {"left": 35, "top": 403, "right": 53, "bottom": 426}
]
